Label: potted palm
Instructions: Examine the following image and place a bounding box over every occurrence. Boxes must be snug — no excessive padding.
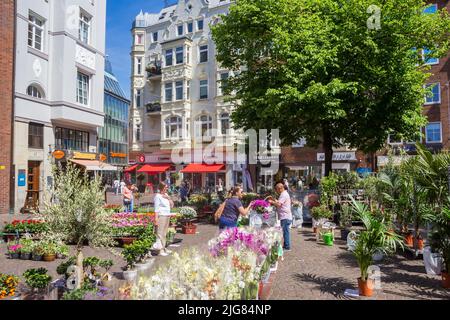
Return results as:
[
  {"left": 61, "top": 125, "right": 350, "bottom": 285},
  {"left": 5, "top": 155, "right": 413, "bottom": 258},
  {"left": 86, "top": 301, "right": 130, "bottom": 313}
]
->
[{"left": 350, "top": 198, "right": 403, "bottom": 297}]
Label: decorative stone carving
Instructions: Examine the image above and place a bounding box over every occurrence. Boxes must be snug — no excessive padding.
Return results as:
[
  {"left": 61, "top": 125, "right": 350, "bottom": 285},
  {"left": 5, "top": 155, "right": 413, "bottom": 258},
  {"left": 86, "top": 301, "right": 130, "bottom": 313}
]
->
[
  {"left": 163, "top": 67, "right": 192, "bottom": 81},
  {"left": 75, "top": 44, "right": 96, "bottom": 70},
  {"left": 134, "top": 77, "right": 145, "bottom": 88}
]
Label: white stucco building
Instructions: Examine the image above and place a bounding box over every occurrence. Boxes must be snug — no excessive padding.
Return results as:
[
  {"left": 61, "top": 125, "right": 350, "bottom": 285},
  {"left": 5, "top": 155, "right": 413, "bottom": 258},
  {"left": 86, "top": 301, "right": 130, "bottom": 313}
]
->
[
  {"left": 130, "top": 0, "right": 246, "bottom": 191},
  {"left": 13, "top": 0, "right": 106, "bottom": 212}
]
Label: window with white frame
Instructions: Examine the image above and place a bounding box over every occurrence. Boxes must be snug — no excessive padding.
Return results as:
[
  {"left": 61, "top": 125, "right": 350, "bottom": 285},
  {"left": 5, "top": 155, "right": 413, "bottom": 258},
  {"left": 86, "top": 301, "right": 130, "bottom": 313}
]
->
[
  {"left": 425, "top": 83, "right": 440, "bottom": 104},
  {"left": 165, "top": 116, "right": 183, "bottom": 139},
  {"left": 177, "top": 24, "right": 184, "bottom": 36},
  {"left": 28, "top": 13, "right": 44, "bottom": 51},
  {"left": 218, "top": 72, "right": 229, "bottom": 96},
  {"left": 165, "top": 83, "right": 173, "bottom": 102},
  {"left": 200, "top": 79, "right": 208, "bottom": 99},
  {"left": 175, "top": 81, "right": 183, "bottom": 100},
  {"left": 136, "top": 89, "right": 142, "bottom": 108},
  {"left": 199, "top": 45, "right": 208, "bottom": 63},
  {"left": 27, "top": 85, "right": 44, "bottom": 99},
  {"left": 425, "top": 122, "right": 442, "bottom": 143},
  {"left": 197, "top": 19, "right": 204, "bottom": 31},
  {"left": 387, "top": 133, "right": 403, "bottom": 145},
  {"left": 152, "top": 32, "right": 158, "bottom": 42},
  {"left": 187, "top": 21, "right": 193, "bottom": 33},
  {"left": 195, "top": 115, "right": 213, "bottom": 137},
  {"left": 76, "top": 72, "right": 89, "bottom": 105},
  {"left": 165, "top": 49, "right": 173, "bottom": 66},
  {"left": 79, "top": 11, "right": 91, "bottom": 44},
  {"left": 176, "top": 46, "right": 184, "bottom": 64},
  {"left": 187, "top": 80, "right": 191, "bottom": 100},
  {"left": 423, "top": 48, "right": 439, "bottom": 65},
  {"left": 220, "top": 113, "right": 230, "bottom": 135},
  {"left": 136, "top": 57, "right": 143, "bottom": 75}
]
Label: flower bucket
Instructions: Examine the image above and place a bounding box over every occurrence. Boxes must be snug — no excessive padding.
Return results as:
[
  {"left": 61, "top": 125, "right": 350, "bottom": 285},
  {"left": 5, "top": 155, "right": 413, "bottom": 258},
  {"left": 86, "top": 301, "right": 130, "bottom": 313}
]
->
[
  {"left": 322, "top": 232, "right": 333, "bottom": 246},
  {"left": 182, "top": 224, "right": 197, "bottom": 234}
]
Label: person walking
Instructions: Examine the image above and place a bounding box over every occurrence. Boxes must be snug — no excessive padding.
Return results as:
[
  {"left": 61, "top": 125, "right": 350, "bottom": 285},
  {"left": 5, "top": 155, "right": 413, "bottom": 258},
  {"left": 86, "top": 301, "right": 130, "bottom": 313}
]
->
[
  {"left": 180, "top": 181, "right": 188, "bottom": 204},
  {"left": 113, "top": 178, "right": 120, "bottom": 195},
  {"left": 154, "top": 182, "right": 174, "bottom": 256},
  {"left": 120, "top": 180, "right": 126, "bottom": 194},
  {"left": 268, "top": 182, "right": 293, "bottom": 251},
  {"left": 122, "top": 183, "right": 133, "bottom": 213},
  {"left": 218, "top": 186, "right": 253, "bottom": 231}
]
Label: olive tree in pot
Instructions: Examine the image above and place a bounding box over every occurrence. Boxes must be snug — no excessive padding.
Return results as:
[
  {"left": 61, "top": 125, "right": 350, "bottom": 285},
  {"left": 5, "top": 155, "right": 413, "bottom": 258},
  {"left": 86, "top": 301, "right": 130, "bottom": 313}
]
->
[
  {"left": 37, "top": 164, "right": 115, "bottom": 289},
  {"left": 350, "top": 197, "right": 403, "bottom": 297}
]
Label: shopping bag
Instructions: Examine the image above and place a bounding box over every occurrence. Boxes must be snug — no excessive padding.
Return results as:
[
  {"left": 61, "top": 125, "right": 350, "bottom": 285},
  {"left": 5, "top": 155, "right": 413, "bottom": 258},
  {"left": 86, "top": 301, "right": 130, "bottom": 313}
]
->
[
  {"left": 152, "top": 237, "right": 163, "bottom": 251},
  {"left": 214, "top": 200, "right": 227, "bottom": 222}
]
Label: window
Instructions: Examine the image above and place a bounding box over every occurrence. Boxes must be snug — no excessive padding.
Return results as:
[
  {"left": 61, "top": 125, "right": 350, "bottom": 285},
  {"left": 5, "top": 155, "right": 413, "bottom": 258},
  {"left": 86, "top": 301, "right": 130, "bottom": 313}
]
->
[
  {"left": 200, "top": 80, "right": 208, "bottom": 99},
  {"left": 136, "top": 34, "right": 143, "bottom": 45},
  {"left": 28, "top": 13, "right": 44, "bottom": 51},
  {"left": 176, "top": 46, "right": 184, "bottom": 64},
  {"left": 425, "top": 83, "right": 440, "bottom": 104},
  {"left": 136, "top": 124, "right": 141, "bottom": 141},
  {"left": 175, "top": 81, "right": 183, "bottom": 100},
  {"left": 79, "top": 11, "right": 91, "bottom": 44},
  {"left": 197, "top": 19, "right": 204, "bottom": 31},
  {"left": 165, "top": 116, "right": 183, "bottom": 139},
  {"left": 76, "top": 72, "right": 89, "bottom": 105},
  {"left": 136, "top": 89, "right": 142, "bottom": 108},
  {"left": 423, "top": 4, "right": 438, "bottom": 14},
  {"left": 28, "top": 123, "right": 44, "bottom": 149},
  {"left": 187, "top": 46, "right": 190, "bottom": 64},
  {"left": 165, "top": 49, "right": 173, "bottom": 66},
  {"left": 220, "top": 113, "right": 230, "bottom": 135},
  {"left": 55, "top": 127, "right": 89, "bottom": 152},
  {"left": 195, "top": 115, "right": 213, "bottom": 137},
  {"left": 187, "top": 21, "right": 193, "bottom": 33},
  {"left": 27, "top": 85, "right": 44, "bottom": 99},
  {"left": 136, "top": 57, "right": 143, "bottom": 75},
  {"left": 199, "top": 45, "right": 208, "bottom": 63},
  {"left": 153, "top": 32, "right": 158, "bottom": 42},
  {"left": 187, "top": 80, "right": 191, "bottom": 100},
  {"left": 165, "top": 83, "right": 173, "bottom": 102},
  {"left": 423, "top": 48, "right": 439, "bottom": 65},
  {"left": 426, "top": 122, "right": 442, "bottom": 143},
  {"left": 218, "top": 72, "right": 229, "bottom": 95},
  {"left": 178, "top": 25, "right": 183, "bottom": 36}
]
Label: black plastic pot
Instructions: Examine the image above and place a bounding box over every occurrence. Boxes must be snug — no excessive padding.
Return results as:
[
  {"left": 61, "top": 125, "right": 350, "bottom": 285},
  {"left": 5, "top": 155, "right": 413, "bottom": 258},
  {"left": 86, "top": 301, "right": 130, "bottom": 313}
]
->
[
  {"left": 31, "top": 254, "right": 43, "bottom": 261},
  {"left": 20, "top": 252, "right": 31, "bottom": 260},
  {"left": 340, "top": 228, "right": 351, "bottom": 241}
]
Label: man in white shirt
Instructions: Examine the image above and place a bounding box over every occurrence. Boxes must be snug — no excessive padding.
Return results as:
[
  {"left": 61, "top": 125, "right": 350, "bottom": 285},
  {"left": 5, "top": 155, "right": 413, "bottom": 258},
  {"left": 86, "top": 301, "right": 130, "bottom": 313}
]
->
[{"left": 154, "top": 182, "right": 174, "bottom": 256}]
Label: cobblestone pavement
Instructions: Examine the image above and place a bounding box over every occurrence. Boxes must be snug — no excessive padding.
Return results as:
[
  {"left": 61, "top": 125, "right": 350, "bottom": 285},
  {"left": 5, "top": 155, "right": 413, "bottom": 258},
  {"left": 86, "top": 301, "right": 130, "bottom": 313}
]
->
[{"left": 270, "top": 227, "right": 450, "bottom": 300}]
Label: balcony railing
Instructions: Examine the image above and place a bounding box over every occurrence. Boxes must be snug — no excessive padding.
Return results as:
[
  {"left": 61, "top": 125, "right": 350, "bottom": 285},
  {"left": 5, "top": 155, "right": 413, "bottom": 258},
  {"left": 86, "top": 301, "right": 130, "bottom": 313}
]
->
[{"left": 146, "top": 61, "right": 162, "bottom": 78}]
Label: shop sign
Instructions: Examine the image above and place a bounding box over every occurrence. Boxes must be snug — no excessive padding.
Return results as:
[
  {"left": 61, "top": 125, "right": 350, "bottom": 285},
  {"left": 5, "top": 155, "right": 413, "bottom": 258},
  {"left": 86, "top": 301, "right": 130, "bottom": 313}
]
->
[
  {"left": 100, "top": 154, "right": 107, "bottom": 162},
  {"left": 138, "top": 154, "right": 146, "bottom": 163},
  {"left": 18, "top": 170, "right": 26, "bottom": 187},
  {"left": 53, "top": 150, "right": 65, "bottom": 160},
  {"left": 111, "top": 152, "right": 127, "bottom": 158},
  {"left": 73, "top": 152, "right": 96, "bottom": 160},
  {"left": 317, "top": 152, "right": 356, "bottom": 162}
]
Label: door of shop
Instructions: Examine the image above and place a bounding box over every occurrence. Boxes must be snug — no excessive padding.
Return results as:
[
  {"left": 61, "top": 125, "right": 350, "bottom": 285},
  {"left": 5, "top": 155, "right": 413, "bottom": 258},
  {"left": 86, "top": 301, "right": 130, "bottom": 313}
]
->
[{"left": 24, "top": 161, "right": 41, "bottom": 212}]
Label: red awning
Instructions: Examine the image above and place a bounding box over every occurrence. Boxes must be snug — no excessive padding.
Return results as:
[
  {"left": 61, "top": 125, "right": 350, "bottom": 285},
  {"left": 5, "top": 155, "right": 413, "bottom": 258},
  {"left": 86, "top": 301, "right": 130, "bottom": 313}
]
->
[
  {"left": 137, "top": 164, "right": 171, "bottom": 173},
  {"left": 181, "top": 164, "right": 225, "bottom": 173},
  {"left": 124, "top": 164, "right": 139, "bottom": 173}
]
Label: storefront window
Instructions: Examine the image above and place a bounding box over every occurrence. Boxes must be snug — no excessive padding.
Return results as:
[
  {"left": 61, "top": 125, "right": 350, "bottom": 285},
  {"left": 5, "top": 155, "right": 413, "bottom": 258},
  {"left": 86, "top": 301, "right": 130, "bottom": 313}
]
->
[{"left": 55, "top": 127, "right": 89, "bottom": 152}]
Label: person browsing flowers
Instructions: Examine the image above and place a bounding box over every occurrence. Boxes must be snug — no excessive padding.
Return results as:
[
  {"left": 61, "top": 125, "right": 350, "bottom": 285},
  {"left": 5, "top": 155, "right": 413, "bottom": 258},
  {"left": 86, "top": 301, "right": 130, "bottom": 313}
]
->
[
  {"left": 267, "top": 182, "right": 293, "bottom": 251},
  {"left": 154, "top": 182, "right": 174, "bottom": 256},
  {"left": 218, "top": 186, "right": 253, "bottom": 231}
]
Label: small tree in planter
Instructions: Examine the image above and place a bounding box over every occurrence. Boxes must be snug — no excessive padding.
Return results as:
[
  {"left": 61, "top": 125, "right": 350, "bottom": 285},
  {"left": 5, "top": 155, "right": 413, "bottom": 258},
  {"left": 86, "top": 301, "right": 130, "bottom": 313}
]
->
[
  {"left": 310, "top": 205, "right": 333, "bottom": 233},
  {"left": 23, "top": 268, "right": 52, "bottom": 296},
  {"left": 38, "top": 164, "right": 115, "bottom": 289},
  {"left": 339, "top": 204, "right": 353, "bottom": 240},
  {"left": 99, "top": 260, "right": 114, "bottom": 286},
  {"left": 179, "top": 207, "right": 198, "bottom": 234},
  {"left": 350, "top": 198, "right": 403, "bottom": 296}
]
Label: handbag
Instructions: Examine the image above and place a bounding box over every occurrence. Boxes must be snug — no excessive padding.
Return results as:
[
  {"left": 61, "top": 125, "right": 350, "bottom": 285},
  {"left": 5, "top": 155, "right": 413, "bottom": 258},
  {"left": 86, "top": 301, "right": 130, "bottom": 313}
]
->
[{"left": 214, "top": 200, "right": 227, "bottom": 223}]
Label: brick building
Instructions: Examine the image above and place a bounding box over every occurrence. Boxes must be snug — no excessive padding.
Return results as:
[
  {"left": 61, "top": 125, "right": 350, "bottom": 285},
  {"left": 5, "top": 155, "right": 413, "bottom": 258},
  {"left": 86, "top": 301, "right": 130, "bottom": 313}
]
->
[{"left": 0, "top": 0, "right": 16, "bottom": 214}]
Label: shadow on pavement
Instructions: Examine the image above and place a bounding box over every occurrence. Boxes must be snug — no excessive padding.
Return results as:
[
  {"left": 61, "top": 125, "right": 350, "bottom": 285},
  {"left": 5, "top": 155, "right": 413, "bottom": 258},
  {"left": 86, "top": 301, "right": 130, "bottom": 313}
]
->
[{"left": 292, "top": 273, "right": 356, "bottom": 300}]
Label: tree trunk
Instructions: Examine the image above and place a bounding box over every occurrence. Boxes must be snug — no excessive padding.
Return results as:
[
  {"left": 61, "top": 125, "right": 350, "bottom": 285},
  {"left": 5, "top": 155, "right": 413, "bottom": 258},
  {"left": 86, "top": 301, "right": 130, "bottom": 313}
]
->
[
  {"left": 322, "top": 127, "right": 333, "bottom": 177},
  {"left": 76, "top": 248, "right": 84, "bottom": 290}
]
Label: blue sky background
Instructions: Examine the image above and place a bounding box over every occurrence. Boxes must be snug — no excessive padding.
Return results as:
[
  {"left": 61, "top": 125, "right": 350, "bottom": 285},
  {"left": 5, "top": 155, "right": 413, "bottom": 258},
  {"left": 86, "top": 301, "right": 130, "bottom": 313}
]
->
[{"left": 106, "top": 0, "right": 170, "bottom": 98}]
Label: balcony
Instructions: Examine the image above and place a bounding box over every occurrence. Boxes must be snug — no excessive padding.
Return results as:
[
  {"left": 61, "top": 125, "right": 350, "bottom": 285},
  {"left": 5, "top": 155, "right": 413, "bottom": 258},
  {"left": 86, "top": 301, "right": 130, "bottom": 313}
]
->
[
  {"left": 146, "top": 102, "right": 161, "bottom": 114},
  {"left": 146, "top": 61, "right": 162, "bottom": 79}
]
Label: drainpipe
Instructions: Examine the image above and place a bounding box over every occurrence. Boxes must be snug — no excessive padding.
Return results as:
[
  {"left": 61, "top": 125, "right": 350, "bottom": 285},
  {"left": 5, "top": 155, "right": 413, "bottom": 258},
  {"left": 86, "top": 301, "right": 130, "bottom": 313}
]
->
[
  {"left": 9, "top": 0, "right": 17, "bottom": 215},
  {"left": 446, "top": 81, "right": 450, "bottom": 147}
]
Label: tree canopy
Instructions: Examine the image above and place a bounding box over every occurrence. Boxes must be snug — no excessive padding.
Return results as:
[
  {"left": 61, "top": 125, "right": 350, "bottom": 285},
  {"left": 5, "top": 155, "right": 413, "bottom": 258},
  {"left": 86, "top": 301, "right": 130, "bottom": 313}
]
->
[{"left": 212, "top": 0, "right": 450, "bottom": 175}]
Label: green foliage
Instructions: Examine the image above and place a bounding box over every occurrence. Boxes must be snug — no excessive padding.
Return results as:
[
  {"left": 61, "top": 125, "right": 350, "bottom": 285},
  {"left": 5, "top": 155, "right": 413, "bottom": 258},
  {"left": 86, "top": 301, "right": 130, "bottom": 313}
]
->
[
  {"left": 241, "top": 193, "right": 260, "bottom": 207},
  {"left": 23, "top": 268, "right": 52, "bottom": 290},
  {"left": 122, "top": 238, "right": 154, "bottom": 269},
  {"left": 311, "top": 205, "right": 333, "bottom": 220},
  {"left": 319, "top": 173, "right": 339, "bottom": 206},
  {"left": 18, "top": 239, "right": 34, "bottom": 254},
  {"left": 188, "top": 194, "right": 209, "bottom": 211},
  {"left": 38, "top": 164, "right": 115, "bottom": 251},
  {"left": 350, "top": 197, "right": 403, "bottom": 280},
  {"left": 339, "top": 204, "right": 353, "bottom": 229},
  {"left": 56, "top": 256, "right": 76, "bottom": 276},
  {"left": 430, "top": 206, "right": 450, "bottom": 273},
  {"left": 61, "top": 288, "right": 87, "bottom": 300},
  {"left": 179, "top": 207, "right": 198, "bottom": 219},
  {"left": 212, "top": 0, "right": 450, "bottom": 174},
  {"left": 99, "top": 259, "right": 114, "bottom": 273}
]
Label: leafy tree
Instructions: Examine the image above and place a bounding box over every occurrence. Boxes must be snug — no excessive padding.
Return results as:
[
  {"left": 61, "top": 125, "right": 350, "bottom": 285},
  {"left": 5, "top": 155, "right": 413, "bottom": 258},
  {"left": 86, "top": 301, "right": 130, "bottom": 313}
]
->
[
  {"left": 212, "top": 0, "right": 450, "bottom": 176},
  {"left": 38, "top": 164, "right": 114, "bottom": 288}
]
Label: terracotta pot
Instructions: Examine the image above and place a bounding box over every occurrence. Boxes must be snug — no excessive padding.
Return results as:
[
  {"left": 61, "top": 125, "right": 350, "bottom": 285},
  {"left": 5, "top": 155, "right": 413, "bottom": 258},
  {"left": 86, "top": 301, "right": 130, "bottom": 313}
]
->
[
  {"left": 121, "top": 237, "right": 137, "bottom": 246},
  {"left": 415, "top": 238, "right": 424, "bottom": 250},
  {"left": 43, "top": 254, "right": 56, "bottom": 262},
  {"left": 404, "top": 233, "right": 413, "bottom": 246},
  {"left": 358, "top": 278, "right": 374, "bottom": 297},
  {"left": 182, "top": 224, "right": 197, "bottom": 235},
  {"left": 442, "top": 272, "right": 450, "bottom": 289},
  {"left": 313, "top": 227, "right": 317, "bottom": 234}
]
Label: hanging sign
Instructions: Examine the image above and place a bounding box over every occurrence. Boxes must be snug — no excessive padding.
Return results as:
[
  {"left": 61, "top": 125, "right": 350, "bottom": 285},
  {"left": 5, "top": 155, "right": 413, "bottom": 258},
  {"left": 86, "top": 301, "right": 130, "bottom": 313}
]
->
[
  {"left": 53, "top": 150, "right": 65, "bottom": 160},
  {"left": 18, "top": 170, "right": 26, "bottom": 187},
  {"left": 73, "top": 152, "right": 96, "bottom": 160},
  {"left": 99, "top": 154, "right": 107, "bottom": 162}
]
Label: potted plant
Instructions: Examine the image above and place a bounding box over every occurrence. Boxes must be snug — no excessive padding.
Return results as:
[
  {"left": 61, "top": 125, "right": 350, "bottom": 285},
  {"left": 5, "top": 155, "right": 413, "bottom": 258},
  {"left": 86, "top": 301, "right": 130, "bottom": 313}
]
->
[
  {"left": 0, "top": 273, "right": 19, "bottom": 299},
  {"left": 122, "top": 243, "right": 139, "bottom": 281},
  {"left": 56, "top": 256, "right": 77, "bottom": 279},
  {"left": 19, "top": 239, "right": 33, "bottom": 260},
  {"left": 166, "top": 227, "right": 177, "bottom": 245},
  {"left": 23, "top": 268, "right": 52, "bottom": 293},
  {"left": 41, "top": 241, "right": 57, "bottom": 262},
  {"left": 350, "top": 198, "right": 403, "bottom": 296},
  {"left": 339, "top": 204, "right": 353, "bottom": 240},
  {"left": 7, "top": 244, "right": 21, "bottom": 259},
  {"left": 56, "top": 244, "right": 69, "bottom": 259},
  {"left": 99, "top": 259, "right": 114, "bottom": 287},
  {"left": 310, "top": 205, "right": 333, "bottom": 233},
  {"left": 430, "top": 207, "right": 450, "bottom": 289},
  {"left": 83, "top": 256, "right": 101, "bottom": 280},
  {"left": 179, "top": 207, "right": 198, "bottom": 234}
]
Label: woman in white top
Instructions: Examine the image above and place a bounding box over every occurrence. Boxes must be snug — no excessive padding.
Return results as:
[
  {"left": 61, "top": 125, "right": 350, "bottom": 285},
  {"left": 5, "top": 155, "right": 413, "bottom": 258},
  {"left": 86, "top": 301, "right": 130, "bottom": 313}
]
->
[{"left": 154, "top": 182, "right": 174, "bottom": 256}]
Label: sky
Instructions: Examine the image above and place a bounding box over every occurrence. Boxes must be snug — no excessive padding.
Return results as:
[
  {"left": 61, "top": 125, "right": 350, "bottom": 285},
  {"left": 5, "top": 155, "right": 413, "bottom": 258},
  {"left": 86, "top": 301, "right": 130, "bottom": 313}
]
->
[{"left": 106, "top": 0, "right": 171, "bottom": 99}]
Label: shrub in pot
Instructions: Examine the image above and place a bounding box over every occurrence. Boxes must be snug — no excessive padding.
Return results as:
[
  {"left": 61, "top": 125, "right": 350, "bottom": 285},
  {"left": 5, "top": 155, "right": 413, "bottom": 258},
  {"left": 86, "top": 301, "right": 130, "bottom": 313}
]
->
[
  {"left": 99, "top": 259, "right": 114, "bottom": 287},
  {"left": 430, "top": 206, "right": 450, "bottom": 289},
  {"left": 7, "top": 244, "right": 22, "bottom": 259},
  {"left": 31, "top": 244, "right": 44, "bottom": 261},
  {"left": 311, "top": 205, "right": 333, "bottom": 233},
  {"left": 122, "top": 243, "right": 140, "bottom": 281},
  {"left": 41, "top": 241, "right": 57, "bottom": 262},
  {"left": 23, "top": 268, "right": 52, "bottom": 293},
  {"left": 57, "top": 256, "right": 77, "bottom": 279},
  {"left": 339, "top": 204, "right": 353, "bottom": 240},
  {"left": 56, "top": 244, "right": 69, "bottom": 259},
  {"left": 350, "top": 198, "right": 403, "bottom": 296},
  {"left": 19, "top": 239, "right": 33, "bottom": 260}
]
